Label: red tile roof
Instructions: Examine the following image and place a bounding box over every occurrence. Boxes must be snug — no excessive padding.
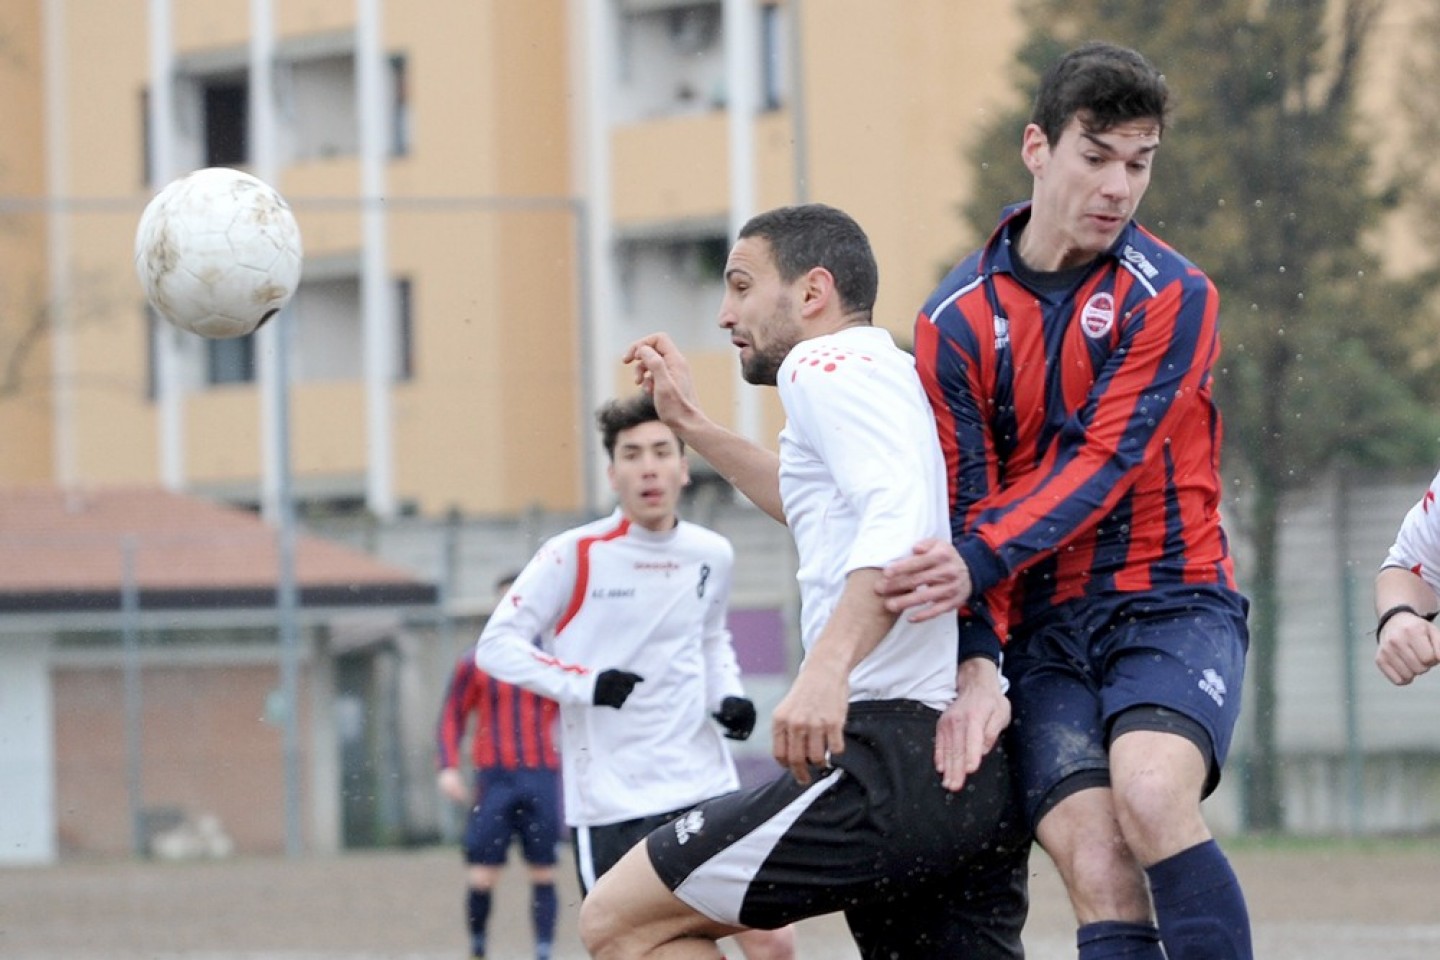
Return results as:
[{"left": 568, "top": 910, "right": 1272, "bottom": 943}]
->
[{"left": 0, "top": 486, "right": 435, "bottom": 611}]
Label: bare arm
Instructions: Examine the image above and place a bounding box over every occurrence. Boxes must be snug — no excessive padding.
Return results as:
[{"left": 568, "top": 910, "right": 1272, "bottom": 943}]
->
[
  {"left": 1375, "top": 565, "right": 1440, "bottom": 685},
  {"left": 436, "top": 767, "right": 471, "bottom": 804},
  {"left": 933, "top": 657, "right": 1008, "bottom": 791},
  {"left": 771, "top": 568, "right": 896, "bottom": 784},
  {"left": 875, "top": 537, "right": 974, "bottom": 621},
  {"left": 624, "top": 333, "right": 785, "bottom": 523}
]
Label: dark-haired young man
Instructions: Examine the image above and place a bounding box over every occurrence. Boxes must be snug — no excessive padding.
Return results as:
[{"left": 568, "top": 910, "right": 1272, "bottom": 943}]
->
[
  {"left": 880, "top": 41, "right": 1254, "bottom": 960},
  {"left": 583, "top": 203, "right": 1029, "bottom": 960},
  {"left": 474, "top": 393, "right": 793, "bottom": 960}
]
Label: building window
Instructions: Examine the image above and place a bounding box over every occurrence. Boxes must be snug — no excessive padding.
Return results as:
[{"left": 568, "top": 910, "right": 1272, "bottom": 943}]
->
[
  {"left": 202, "top": 74, "right": 249, "bottom": 167},
  {"left": 394, "top": 278, "right": 414, "bottom": 381},
  {"left": 287, "top": 54, "right": 358, "bottom": 161},
  {"left": 140, "top": 89, "right": 152, "bottom": 187},
  {"left": 616, "top": 1, "right": 726, "bottom": 122},
  {"left": 206, "top": 334, "right": 256, "bottom": 386},
  {"left": 145, "top": 306, "right": 159, "bottom": 400},
  {"left": 760, "top": 3, "right": 787, "bottom": 112},
  {"left": 390, "top": 54, "right": 410, "bottom": 157},
  {"left": 617, "top": 233, "right": 728, "bottom": 351},
  {"left": 291, "top": 274, "right": 363, "bottom": 382}
]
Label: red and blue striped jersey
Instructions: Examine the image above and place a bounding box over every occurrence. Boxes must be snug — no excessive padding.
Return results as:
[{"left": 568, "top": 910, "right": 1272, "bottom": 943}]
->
[
  {"left": 915, "top": 203, "right": 1238, "bottom": 658},
  {"left": 436, "top": 654, "right": 559, "bottom": 772}
]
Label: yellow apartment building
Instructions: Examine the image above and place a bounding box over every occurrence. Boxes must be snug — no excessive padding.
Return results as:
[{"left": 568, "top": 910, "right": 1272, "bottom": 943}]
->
[{"left": 0, "top": 0, "right": 1026, "bottom": 518}]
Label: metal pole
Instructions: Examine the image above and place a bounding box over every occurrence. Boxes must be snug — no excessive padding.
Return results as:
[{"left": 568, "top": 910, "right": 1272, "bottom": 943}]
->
[
  {"left": 247, "top": 0, "right": 302, "bottom": 859},
  {"left": 1337, "top": 467, "right": 1363, "bottom": 835},
  {"left": 275, "top": 303, "right": 303, "bottom": 857},
  {"left": 725, "top": 0, "right": 760, "bottom": 443},
  {"left": 358, "top": 0, "right": 396, "bottom": 519},
  {"left": 121, "top": 535, "right": 145, "bottom": 857},
  {"left": 787, "top": 0, "right": 808, "bottom": 203}
]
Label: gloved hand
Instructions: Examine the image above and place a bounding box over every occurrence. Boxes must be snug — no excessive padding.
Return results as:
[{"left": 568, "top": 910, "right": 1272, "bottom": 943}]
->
[
  {"left": 592, "top": 669, "right": 644, "bottom": 708},
  {"left": 712, "top": 696, "right": 757, "bottom": 740}
]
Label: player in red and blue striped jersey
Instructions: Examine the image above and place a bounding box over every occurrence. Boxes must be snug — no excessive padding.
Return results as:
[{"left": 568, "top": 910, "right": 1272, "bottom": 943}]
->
[
  {"left": 881, "top": 42, "right": 1251, "bottom": 960},
  {"left": 437, "top": 573, "right": 561, "bottom": 960}
]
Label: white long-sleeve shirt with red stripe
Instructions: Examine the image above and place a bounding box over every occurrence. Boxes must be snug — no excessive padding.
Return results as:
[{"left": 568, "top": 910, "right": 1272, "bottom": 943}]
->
[{"left": 473, "top": 508, "right": 744, "bottom": 827}]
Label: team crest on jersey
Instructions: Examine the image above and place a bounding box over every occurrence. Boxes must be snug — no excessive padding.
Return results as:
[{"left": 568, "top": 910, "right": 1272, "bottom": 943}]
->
[
  {"left": 674, "top": 809, "right": 705, "bottom": 845},
  {"left": 1080, "top": 292, "right": 1115, "bottom": 339}
]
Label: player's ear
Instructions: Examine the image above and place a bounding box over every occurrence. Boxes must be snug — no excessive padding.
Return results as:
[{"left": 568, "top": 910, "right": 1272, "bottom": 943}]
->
[
  {"left": 1021, "top": 122, "right": 1049, "bottom": 177},
  {"left": 606, "top": 460, "right": 618, "bottom": 493},
  {"left": 800, "top": 265, "right": 835, "bottom": 317}
]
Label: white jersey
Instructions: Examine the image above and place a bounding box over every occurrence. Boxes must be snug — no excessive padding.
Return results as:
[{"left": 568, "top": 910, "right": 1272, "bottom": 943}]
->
[
  {"left": 1382, "top": 466, "right": 1440, "bottom": 595},
  {"left": 777, "top": 325, "right": 957, "bottom": 709},
  {"left": 475, "top": 509, "right": 744, "bottom": 827}
]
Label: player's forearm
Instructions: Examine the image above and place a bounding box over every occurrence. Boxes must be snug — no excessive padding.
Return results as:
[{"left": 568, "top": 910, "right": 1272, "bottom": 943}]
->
[
  {"left": 1375, "top": 566, "right": 1439, "bottom": 618},
  {"left": 677, "top": 416, "right": 785, "bottom": 523},
  {"left": 473, "top": 632, "right": 591, "bottom": 706},
  {"left": 802, "top": 568, "right": 899, "bottom": 678}
]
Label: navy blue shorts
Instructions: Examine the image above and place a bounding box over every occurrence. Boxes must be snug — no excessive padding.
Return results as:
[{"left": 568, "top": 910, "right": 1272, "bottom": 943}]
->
[
  {"left": 463, "top": 767, "right": 561, "bottom": 867},
  {"left": 1003, "top": 583, "right": 1249, "bottom": 829}
]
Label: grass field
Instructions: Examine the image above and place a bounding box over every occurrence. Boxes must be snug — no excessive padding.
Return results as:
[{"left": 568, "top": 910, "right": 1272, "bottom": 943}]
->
[{"left": 2, "top": 837, "right": 1438, "bottom": 959}]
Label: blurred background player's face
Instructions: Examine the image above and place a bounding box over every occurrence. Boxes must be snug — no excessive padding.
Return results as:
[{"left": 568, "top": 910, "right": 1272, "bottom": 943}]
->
[
  {"left": 607, "top": 420, "right": 689, "bottom": 531},
  {"left": 718, "top": 236, "right": 804, "bottom": 386},
  {"left": 1023, "top": 114, "right": 1159, "bottom": 269}
]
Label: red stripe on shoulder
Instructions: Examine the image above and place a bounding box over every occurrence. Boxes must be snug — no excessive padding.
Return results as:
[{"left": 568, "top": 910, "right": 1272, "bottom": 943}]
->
[{"left": 556, "top": 517, "right": 630, "bottom": 633}]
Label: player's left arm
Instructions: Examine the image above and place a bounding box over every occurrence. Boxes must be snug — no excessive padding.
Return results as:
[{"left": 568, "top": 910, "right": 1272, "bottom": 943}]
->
[
  {"left": 959, "top": 270, "right": 1220, "bottom": 596},
  {"left": 435, "top": 659, "right": 476, "bottom": 803},
  {"left": 934, "top": 655, "right": 1009, "bottom": 791},
  {"left": 1375, "top": 472, "right": 1440, "bottom": 684},
  {"left": 772, "top": 567, "right": 896, "bottom": 784}
]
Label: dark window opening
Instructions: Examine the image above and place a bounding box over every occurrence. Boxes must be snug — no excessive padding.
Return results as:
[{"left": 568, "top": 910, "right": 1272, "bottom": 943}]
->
[{"left": 203, "top": 78, "right": 249, "bottom": 167}]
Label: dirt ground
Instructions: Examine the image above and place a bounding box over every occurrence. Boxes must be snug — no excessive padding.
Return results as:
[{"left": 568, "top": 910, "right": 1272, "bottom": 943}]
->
[{"left": 2, "top": 838, "right": 1438, "bottom": 960}]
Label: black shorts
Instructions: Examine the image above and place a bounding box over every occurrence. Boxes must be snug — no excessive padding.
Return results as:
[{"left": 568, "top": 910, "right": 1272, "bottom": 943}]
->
[
  {"left": 645, "top": 699, "right": 1029, "bottom": 958},
  {"left": 573, "top": 807, "right": 691, "bottom": 896}
]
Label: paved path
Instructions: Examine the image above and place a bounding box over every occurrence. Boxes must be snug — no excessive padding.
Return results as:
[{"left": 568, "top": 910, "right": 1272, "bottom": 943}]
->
[{"left": 3, "top": 840, "right": 1438, "bottom": 958}]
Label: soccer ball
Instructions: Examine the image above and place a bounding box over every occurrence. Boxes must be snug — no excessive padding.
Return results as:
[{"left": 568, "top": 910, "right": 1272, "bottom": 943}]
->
[{"left": 135, "top": 167, "right": 303, "bottom": 339}]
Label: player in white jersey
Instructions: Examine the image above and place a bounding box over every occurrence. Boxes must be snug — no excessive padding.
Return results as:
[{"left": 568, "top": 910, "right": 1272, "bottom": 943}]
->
[
  {"left": 581, "top": 204, "right": 1028, "bottom": 960},
  {"left": 1375, "top": 464, "right": 1440, "bottom": 685},
  {"left": 475, "top": 393, "right": 795, "bottom": 960}
]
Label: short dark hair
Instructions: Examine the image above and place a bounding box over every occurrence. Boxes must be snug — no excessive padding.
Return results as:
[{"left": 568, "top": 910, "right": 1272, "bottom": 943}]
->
[
  {"left": 595, "top": 392, "right": 681, "bottom": 460},
  {"left": 1031, "top": 41, "right": 1170, "bottom": 145},
  {"left": 737, "top": 204, "right": 878, "bottom": 321}
]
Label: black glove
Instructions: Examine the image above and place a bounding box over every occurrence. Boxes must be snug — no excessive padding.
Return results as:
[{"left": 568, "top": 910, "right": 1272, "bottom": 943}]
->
[
  {"left": 592, "top": 669, "right": 644, "bottom": 709},
  {"left": 712, "top": 696, "right": 757, "bottom": 741}
]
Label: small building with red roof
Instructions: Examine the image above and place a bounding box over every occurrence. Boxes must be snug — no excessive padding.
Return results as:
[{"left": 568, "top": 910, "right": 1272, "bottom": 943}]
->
[{"left": 0, "top": 486, "right": 440, "bottom": 864}]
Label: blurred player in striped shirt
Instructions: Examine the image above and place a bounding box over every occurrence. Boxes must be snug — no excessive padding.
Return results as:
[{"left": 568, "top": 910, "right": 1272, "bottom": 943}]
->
[{"left": 437, "top": 572, "right": 561, "bottom": 960}]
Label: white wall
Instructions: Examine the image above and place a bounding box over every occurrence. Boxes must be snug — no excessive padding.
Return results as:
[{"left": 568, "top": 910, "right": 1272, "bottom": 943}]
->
[{"left": 0, "top": 635, "right": 56, "bottom": 864}]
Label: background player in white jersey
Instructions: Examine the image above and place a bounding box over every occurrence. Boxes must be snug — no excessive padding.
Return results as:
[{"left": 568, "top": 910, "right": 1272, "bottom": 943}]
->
[
  {"left": 1375, "top": 464, "right": 1440, "bottom": 684},
  {"left": 474, "top": 392, "right": 794, "bottom": 960},
  {"left": 581, "top": 204, "right": 1028, "bottom": 960}
]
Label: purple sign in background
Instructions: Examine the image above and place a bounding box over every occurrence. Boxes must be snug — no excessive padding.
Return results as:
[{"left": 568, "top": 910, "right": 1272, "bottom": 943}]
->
[{"left": 726, "top": 608, "right": 790, "bottom": 676}]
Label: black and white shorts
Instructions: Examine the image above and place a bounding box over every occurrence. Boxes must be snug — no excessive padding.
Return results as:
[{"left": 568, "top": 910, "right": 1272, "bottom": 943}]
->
[
  {"left": 572, "top": 807, "right": 690, "bottom": 896},
  {"left": 644, "top": 699, "right": 1030, "bottom": 956}
]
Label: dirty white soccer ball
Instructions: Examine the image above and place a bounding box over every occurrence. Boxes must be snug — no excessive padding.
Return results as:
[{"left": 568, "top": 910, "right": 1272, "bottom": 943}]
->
[{"left": 135, "top": 167, "right": 303, "bottom": 339}]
